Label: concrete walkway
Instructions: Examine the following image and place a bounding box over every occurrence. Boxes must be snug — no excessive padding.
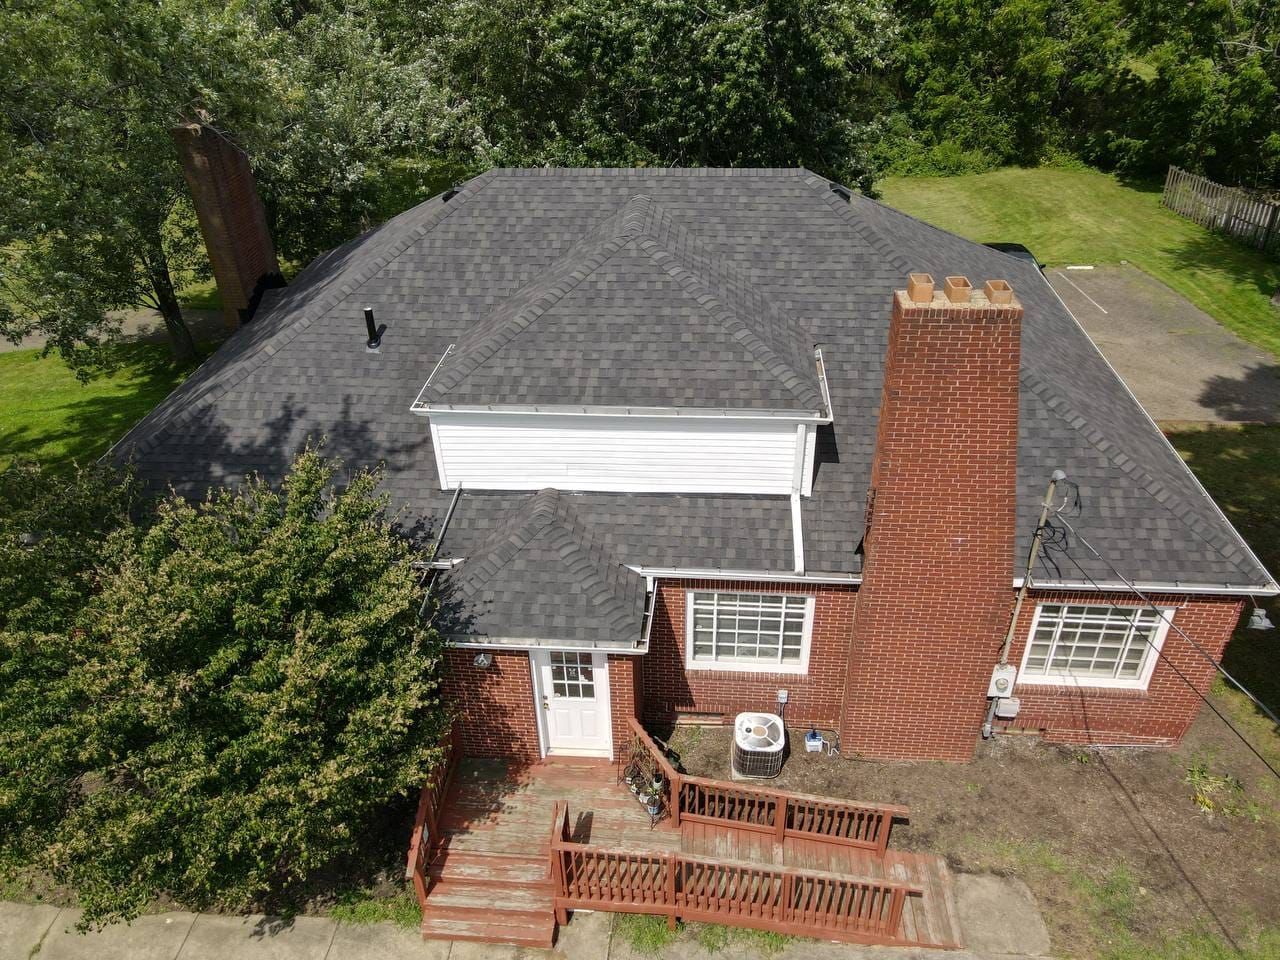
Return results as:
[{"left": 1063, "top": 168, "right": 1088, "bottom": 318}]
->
[
  {"left": 0, "top": 307, "right": 225, "bottom": 354},
  {"left": 0, "top": 875, "right": 1051, "bottom": 960}
]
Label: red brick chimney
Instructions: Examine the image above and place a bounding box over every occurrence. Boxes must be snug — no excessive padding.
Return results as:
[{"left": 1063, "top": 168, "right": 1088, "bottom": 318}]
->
[
  {"left": 841, "top": 274, "right": 1022, "bottom": 761},
  {"left": 172, "top": 122, "right": 283, "bottom": 329}
]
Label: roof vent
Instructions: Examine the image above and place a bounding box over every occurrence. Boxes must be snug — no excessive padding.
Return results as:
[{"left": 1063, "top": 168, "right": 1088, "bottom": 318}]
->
[
  {"left": 363, "top": 306, "right": 384, "bottom": 351},
  {"left": 830, "top": 183, "right": 852, "bottom": 202},
  {"left": 442, "top": 181, "right": 462, "bottom": 202}
]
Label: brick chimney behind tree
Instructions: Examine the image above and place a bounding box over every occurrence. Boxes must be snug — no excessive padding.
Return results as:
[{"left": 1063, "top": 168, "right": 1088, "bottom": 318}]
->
[
  {"left": 172, "top": 122, "right": 283, "bottom": 329},
  {"left": 841, "top": 274, "right": 1022, "bottom": 762}
]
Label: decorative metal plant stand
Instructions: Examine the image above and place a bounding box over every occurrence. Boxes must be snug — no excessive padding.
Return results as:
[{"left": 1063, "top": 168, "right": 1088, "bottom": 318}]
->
[{"left": 619, "top": 734, "right": 670, "bottom": 828}]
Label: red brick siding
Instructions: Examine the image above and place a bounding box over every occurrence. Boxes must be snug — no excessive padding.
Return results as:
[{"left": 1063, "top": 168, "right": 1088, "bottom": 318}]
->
[
  {"left": 842, "top": 290, "right": 1023, "bottom": 761},
  {"left": 171, "top": 122, "right": 281, "bottom": 328},
  {"left": 642, "top": 579, "right": 856, "bottom": 729},
  {"left": 440, "top": 588, "right": 1238, "bottom": 762},
  {"left": 608, "top": 654, "right": 643, "bottom": 759},
  {"left": 1000, "top": 590, "right": 1243, "bottom": 745},
  {"left": 442, "top": 648, "right": 541, "bottom": 761}
]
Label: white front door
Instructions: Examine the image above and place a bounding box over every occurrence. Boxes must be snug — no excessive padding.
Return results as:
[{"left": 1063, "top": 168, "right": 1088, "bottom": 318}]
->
[{"left": 531, "top": 650, "right": 613, "bottom": 758}]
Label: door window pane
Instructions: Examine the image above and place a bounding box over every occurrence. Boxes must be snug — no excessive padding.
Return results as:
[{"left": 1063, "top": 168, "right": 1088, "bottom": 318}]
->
[{"left": 550, "top": 651, "right": 595, "bottom": 699}]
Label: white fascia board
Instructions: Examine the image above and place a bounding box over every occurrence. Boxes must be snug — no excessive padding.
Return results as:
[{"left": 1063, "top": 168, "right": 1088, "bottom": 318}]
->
[
  {"left": 629, "top": 566, "right": 860, "bottom": 585},
  {"left": 411, "top": 403, "right": 832, "bottom": 423},
  {"left": 628, "top": 567, "right": 1275, "bottom": 595},
  {"left": 448, "top": 636, "right": 648, "bottom": 655},
  {"left": 1017, "top": 577, "right": 1280, "bottom": 597}
]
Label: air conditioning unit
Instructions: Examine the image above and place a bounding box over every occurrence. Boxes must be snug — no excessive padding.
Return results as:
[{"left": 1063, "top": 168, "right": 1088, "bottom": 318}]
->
[{"left": 732, "top": 712, "right": 786, "bottom": 779}]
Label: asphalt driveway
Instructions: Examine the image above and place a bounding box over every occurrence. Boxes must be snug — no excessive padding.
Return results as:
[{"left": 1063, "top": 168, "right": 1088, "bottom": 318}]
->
[{"left": 1048, "top": 263, "right": 1280, "bottom": 424}]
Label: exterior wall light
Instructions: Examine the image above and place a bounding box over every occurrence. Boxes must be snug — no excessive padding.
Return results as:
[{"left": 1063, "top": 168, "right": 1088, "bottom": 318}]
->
[{"left": 473, "top": 652, "right": 493, "bottom": 668}]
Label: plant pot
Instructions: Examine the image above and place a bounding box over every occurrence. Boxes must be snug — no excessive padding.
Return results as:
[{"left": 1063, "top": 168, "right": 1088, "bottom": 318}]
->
[{"left": 646, "top": 798, "right": 662, "bottom": 816}]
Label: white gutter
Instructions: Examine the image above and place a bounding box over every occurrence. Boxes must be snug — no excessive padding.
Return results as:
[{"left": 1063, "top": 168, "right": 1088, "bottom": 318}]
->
[
  {"left": 628, "top": 565, "right": 860, "bottom": 585},
  {"left": 448, "top": 636, "right": 648, "bottom": 655},
  {"left": 411, "top": 402, "right": 832, "bottom": 422},
  {"left": 629, "top": 566, "right": 1272, "bottom": 595},
  {"left": 1014, "top": 577, "right": 1279, "bottom": 597}
]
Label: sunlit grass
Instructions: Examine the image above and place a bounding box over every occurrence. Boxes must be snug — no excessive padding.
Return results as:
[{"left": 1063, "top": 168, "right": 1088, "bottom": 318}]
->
[
  {"left": 0, "top": 344, "right": 201, "bottom": 469},
  {"left": 879, "top": 167, "right": 1280, "bottom": 360}
]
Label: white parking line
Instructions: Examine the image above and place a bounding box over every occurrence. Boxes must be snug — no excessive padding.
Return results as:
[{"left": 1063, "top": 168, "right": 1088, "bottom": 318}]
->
[{"left": 1055, "top": 270, "right": 1109, "bottom": 315}]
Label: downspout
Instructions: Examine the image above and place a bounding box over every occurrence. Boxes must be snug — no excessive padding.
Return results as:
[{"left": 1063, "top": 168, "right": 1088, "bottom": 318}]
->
[
  {"left": 791, "top": 424, "right": 806, "bottom": 575},
  {"left": 419, "top": 483, "right": 463, "bottom": 620},
  {"left": 982, "top": 470, "right": 1065, "bottom": 738}
]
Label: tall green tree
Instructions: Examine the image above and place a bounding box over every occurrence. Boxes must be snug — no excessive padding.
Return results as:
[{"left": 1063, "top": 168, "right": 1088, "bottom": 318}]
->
[
  {"left": 0, "top": 0, "right": 275, "bottom": 365},
  {"left": 0, "top": 450, "right": 450, "bottom": 926},
  {"left": 428, "top": 0, "right": 897, "bottom": 190},
  {"left": 0, "top": 0, "right": 448, "bottom": 371},
  {"left": 1110, "top": 0, "right": 1279, "bottom": 186}
]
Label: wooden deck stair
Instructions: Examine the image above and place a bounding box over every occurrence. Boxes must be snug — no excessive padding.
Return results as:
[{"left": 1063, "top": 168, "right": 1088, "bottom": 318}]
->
[
  {"left": 419, "top": 757, "right": 679, "bottom": 948},
  {"left": 412, "top": 745, "right": 961, "bottom": 950}
]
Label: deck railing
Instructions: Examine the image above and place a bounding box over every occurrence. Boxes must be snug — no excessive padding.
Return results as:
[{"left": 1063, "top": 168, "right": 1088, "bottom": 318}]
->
[
  {"left": 406, "top": 727, "right": 460, "bottom": 910},
  {"left": 626, "top": 718, "right": 906, "bottom": 854},
  {"left": 549, "top": 803, "right": 920, "bottom": 945}
]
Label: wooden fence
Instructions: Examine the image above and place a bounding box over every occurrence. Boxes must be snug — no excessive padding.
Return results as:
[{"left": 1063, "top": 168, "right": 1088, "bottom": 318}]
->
[
  {"left": 548, "top": 802, "right": 920, "bottom": 946},
  {"left": 406, "top": 727, "right": 460, "bottom": 910},
  {"left": 627, "top": 718, "right": 906, "bottom": 854},
  {"left": 1162, "top": 166, "right": 1280, "bottom": 254}
]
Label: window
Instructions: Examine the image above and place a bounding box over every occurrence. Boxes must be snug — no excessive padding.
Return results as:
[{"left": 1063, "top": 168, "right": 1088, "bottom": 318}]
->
[
  {"left": 685, "top": 591, "right": 814, "bottom": 674},
  {"left": 1018, "top": 603, "right": 1173, "bottom": 690},
  {"left": 550, "top": 651, "right": 595, "bottom": 699}
]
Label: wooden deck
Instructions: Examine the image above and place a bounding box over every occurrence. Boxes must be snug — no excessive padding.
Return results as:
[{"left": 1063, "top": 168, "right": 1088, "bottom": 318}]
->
[
  {"left": 422, "top": 757, "right": 680, "bottom": 947},
  {"left": 421, "top": 756, "right": 960, "bottom": 950},
  {"left": 681, "top": 820, "right": 961, "bottom": 948}
]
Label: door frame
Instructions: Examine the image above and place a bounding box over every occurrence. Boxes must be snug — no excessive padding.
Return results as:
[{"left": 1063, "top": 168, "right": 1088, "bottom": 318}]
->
[{"left": 529, "top": 649, "right": 614, "bottom": 761}]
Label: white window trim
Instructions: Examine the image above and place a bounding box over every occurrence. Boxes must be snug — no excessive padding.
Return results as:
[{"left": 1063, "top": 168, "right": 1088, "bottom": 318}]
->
[
  {"left": 1017, "top": 603, "right": 1174, "bottom": 691},
  {"left": 683, "top": 590, "right": 814, "bottom": 675}
]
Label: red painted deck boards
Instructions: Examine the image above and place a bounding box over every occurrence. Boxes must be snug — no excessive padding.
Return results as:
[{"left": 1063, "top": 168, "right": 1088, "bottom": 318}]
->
[{"left": 420, "top": 757, "right": 960, "bottom": 949}]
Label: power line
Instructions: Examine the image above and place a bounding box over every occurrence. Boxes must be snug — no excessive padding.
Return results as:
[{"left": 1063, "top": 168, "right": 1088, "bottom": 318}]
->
[
  {"left": 1047, "top": 513, "right": 1280, "bottom": 781},
  {"left": 1052, "top": 511, "right": 1280, "bottom": 730}
]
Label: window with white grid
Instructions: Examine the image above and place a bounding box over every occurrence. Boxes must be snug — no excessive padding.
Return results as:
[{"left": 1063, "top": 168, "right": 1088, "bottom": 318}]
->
[
  {"left": 1018, "top": 603, "right": 1173, "bottom": 690},
  {"left": 685, "top": 591, "right": 814, "bottom": 674},
  {"left": 549, "top": 651, "right": 595, "bottom": 699}
]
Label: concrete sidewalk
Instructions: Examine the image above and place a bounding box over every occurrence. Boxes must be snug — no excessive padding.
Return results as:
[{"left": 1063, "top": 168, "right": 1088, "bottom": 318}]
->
[{"left": 1, "top": 875, "right": 1052, "bottom": 960}]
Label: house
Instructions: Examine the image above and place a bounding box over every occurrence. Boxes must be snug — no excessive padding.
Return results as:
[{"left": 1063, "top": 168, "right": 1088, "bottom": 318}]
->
[{"left": 122, "top": 127, "right": 1278, "bottom": 767}]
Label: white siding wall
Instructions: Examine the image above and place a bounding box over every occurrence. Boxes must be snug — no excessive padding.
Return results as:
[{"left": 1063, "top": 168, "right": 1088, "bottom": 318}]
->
[{"left": 430, "top": 412, "right": 806, "bottom": 494}]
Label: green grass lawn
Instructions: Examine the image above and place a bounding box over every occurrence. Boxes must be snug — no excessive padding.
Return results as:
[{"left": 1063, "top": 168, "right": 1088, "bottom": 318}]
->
[
  {"left": 0, "top": 344, "right": 203, "bottom": 469},
  {"left": 879, "top": 167, "right": 1280, "bottom": 360},
  {"left": 1167, "top": 423, "right": 1280, "bottom": 723}
]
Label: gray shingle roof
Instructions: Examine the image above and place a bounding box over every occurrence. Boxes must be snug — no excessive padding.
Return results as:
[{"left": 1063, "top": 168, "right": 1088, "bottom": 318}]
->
[
  {"left": 440, "top": 488, "right": 644, "bottom": 646},
  {"left": 114, "top": 167, "right": 1276, "bottom": 644},
  {"left": 416, "top": 194, "right": 825, "bottom": 413}
]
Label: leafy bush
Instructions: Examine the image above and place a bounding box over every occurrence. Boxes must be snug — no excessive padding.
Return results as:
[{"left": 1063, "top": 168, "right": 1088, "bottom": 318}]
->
[{"left": 0, "top": 449, "right": 450, "bottom": 927}]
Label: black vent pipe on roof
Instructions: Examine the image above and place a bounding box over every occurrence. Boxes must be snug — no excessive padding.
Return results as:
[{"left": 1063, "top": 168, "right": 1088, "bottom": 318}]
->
[{"left": 364, "top": 306, "right": 383, "bottom": 350}]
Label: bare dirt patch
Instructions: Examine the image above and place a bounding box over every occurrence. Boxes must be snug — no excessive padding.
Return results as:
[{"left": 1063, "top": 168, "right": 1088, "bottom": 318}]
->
[{"left": 665, "top": 703, "right": 1280, "bottom": 958}]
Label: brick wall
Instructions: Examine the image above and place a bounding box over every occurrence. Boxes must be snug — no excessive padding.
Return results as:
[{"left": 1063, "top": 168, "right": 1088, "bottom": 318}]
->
[
  {"left": 608, "top": 654, "right": 643, "bottom": 759},
  {"left": 171, "top": 122, "right": 283, "bottom": 328},
  {"left": 842, "top": 284, "right": 1023, "bottom": 761},
  {"left": 1000, "top": 590, "right": 1244, "bottom": 745},
  {"left": 642, "top": 578, "right": 856, "bottom": 730},
  {"left": 442, "top": 648, "right": 541, "bottom": 761},
  {"left": 440, "top": 590, "right": 1239, "bottom": 762}
]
